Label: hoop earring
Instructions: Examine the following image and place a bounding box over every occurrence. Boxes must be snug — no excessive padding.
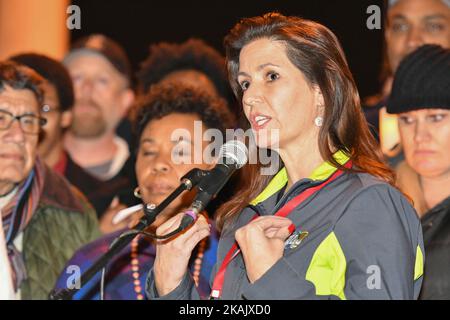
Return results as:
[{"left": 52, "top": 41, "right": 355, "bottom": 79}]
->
[
  {"left": 314, "top": 116, "right": 323, "bottom": 127},
  {"left": 133, "top": 187, "right": 142, "bottom": 199}
]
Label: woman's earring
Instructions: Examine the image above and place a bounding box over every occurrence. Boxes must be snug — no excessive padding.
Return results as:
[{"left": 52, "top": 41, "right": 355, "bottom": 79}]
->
[
  {"left": 133, "top": 187, "right": 142, "bottom": 199},
  {"left": 314, "top": 116, "right": 323, "bottom": 127}
]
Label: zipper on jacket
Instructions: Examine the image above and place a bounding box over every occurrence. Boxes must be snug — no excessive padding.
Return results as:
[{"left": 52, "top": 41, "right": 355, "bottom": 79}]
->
[{"left": 269, "top": 180, "right": 316, "bottom": 215}]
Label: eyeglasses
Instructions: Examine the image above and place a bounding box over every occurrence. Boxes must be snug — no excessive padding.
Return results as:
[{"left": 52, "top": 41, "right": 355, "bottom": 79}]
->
[{"left": 0, "top": 109, "right": 47, "bottom": 135}]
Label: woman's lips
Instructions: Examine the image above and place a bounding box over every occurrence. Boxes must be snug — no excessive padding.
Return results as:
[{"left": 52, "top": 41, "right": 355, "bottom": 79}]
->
[
  {"left": 146, "top": 181, "right": 175, "bottom": 195},
  {"left": 414, "top": 150, "right": 436, "bottom": 156},
  {"left": 250, "top": 114, "right": 272, "bottom": 130}
]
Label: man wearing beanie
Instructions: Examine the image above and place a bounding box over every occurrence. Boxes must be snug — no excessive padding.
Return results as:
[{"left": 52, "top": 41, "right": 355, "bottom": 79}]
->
[{"left": 387, "top": 44, "right": 450, "bottom": 299}]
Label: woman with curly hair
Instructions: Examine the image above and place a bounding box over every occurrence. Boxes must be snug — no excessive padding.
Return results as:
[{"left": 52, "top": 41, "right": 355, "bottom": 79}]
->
[
  {"left": 53, "top": 83, "right": 234, "bottom": 299},
  {"left": 137, "top": 38, "right": 237, "bottom": 113}
]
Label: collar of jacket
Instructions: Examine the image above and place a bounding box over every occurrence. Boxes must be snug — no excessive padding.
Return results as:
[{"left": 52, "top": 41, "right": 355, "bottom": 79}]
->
[
  {"left": 249, "top": 150, "right": 350, "bottom": 206},
  {"left": 38, "top": 161, "right": 91, "bottom": 214}
]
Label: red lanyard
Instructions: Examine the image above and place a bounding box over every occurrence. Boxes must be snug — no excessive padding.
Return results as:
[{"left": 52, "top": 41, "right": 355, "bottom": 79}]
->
[{"left": 210, "top": 160, "right": 352, "bottom": 299}]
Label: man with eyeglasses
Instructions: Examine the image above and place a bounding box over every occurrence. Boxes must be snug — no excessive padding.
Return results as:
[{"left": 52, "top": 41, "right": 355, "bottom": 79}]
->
[
  {"left": 9, "top": 54, "right": 105, "bottom": 213},
  {"left": 9, "top": 53, "right": 75, "bottom": 172},
  {"left": 0, "top": 61, "right": 100, "bottom": 299}
]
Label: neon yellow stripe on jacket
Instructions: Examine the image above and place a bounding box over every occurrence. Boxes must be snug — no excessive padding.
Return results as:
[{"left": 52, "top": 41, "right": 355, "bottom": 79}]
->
[
  {"left": 249, "top": 150, "right": 350, "bottom": 206},
  {"left": 305, "top": 231, "right": 347, "bottom": 300},
  {"left": 249, "top": 167, "right": 288, "bottom": 206},
  {"left": 414, "top": 246, "right": 424, "bottom": 281}
]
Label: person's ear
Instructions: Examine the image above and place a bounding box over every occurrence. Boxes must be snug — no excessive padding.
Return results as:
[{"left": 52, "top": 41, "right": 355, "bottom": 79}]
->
[
  {"left": 314, "top": 85, "right": 325, "bottom": 116},
  {"left": 60, "top": 110, "right": 73, "bottom": 129}
]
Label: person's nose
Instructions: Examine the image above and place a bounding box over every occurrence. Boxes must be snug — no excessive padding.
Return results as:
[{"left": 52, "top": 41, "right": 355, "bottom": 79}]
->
[
  {"left": 76, "top": 78, "right": 94, "bottom": 100},
  {"left": 243, "top": 83, "right": 264, "bottom": 108},
  {"left": 406, "top": 26, "right": 424, "bottom": 53},
  {"left": 413, "top": 119, "right": 431, "bottom": 144},
  {"left": 151, "top": 154, "right": 171, "bottom": 175}
]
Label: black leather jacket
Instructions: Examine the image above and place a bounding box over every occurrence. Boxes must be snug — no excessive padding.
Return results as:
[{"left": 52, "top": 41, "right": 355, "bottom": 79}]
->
[{"left": 420, "top": 196, "right": 450, "bottom": 300}]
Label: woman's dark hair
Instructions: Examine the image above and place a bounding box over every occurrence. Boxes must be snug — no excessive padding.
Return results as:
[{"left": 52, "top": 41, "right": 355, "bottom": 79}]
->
[
  {"left": 10, "top": 53, "right": 74, "bottom": 112},
  {"left": 0, "top": 61, "right": 44, "bottom": 106},
  {"left": 137, "top": 38, "right": 235, "bottom": 106},
  {"left": 131, "top": 82, "right": 235, "bottom": 149},
  {"left": 216, "top": 12, "right": 395, "bottom": 231}
]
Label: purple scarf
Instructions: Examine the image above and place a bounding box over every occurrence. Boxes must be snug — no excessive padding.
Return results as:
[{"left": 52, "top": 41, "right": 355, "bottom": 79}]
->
[{"left": 1, "top": 158, "right": 45, "bottom": 291}]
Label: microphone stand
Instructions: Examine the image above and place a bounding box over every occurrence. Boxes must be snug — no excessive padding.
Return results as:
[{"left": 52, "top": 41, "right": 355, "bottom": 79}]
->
[{"left": 49, "top": 168, "right": 208, "bottom": 300}]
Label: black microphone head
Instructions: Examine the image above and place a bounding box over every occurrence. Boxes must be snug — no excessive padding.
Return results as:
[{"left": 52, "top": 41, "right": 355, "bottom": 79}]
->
[{"left": 218, "top": 140, "right": 248, "bottom": 169}]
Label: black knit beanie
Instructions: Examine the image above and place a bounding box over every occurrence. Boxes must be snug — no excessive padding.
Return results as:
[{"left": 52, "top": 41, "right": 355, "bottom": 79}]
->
[{"left": 386, "top": 44, "right": 450, "bottom": 114}]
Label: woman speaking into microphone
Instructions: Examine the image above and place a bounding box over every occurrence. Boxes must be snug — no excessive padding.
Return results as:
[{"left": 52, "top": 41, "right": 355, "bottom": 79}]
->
[{"left": 147, "top": 12, "right": 424, "bottom": 300}]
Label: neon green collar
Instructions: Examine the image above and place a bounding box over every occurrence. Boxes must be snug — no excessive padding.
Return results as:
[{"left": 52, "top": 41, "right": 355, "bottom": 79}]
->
[{"left": 249, "top": 150, "right": 350, "bottom": 205}]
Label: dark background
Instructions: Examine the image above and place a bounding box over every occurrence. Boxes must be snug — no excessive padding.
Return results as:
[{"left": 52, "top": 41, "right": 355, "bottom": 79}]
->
[{"left": 70, "top": 0, "right": 385, "bottom": 99}]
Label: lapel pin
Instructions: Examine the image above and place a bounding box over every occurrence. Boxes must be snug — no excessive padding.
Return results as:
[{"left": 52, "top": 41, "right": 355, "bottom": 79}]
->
[{"left": 285, "top": 230, "right": 309, "bottom": 250}]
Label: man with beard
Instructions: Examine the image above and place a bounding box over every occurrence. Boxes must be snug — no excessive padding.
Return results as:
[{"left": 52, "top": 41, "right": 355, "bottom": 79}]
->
[{"left": 63, "top": 34, "right": 138, "bottom": 233}]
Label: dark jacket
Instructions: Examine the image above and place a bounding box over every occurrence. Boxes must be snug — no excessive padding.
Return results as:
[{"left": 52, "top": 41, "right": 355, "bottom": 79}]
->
[
  {"left": 147, "top": 153, "right": 424, "bottom": 300},
  {"left": 396, "top": 161, "right": 450, "bottom": 299},
  {"left": 21, "top": 166, "right": 101, "bottom": 299},
  {"left": 419, "top": 196, "right": 450, "bottom": 300},
  {"left": 64, "top": 153, "right": 138, "bottom": 218}
]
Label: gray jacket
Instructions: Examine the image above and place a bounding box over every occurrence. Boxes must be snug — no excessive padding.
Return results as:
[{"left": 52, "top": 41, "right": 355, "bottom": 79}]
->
[{"left": 146, "top": 166, "right": 424, "bottom": 300}]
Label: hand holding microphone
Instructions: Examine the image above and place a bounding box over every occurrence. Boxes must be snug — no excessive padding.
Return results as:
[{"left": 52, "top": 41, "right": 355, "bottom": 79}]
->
[
  {"left": 178, "top": 140, "right": 248, "bottom": 230},
  {"left": 154, "top": 212, "right": 211, "bottom": 296}
]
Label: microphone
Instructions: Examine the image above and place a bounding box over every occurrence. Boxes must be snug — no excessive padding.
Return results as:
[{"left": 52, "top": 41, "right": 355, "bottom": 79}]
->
[{"left": 179, "top": 140, "right": 248, "bottom": 229}]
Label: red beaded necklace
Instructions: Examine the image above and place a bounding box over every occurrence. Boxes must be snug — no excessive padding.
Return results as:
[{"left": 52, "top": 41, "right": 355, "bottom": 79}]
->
[
  {"left": 130, "top": 236, "right": 145, "bottom": 300},
  {"left": 131, "top": 235, "right": 206, "bottom": 300}
]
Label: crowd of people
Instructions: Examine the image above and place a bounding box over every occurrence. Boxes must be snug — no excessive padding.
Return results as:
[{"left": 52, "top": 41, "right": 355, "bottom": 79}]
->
[{"left": 0, "top": 0, "right": 449, "bottom": 300}]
